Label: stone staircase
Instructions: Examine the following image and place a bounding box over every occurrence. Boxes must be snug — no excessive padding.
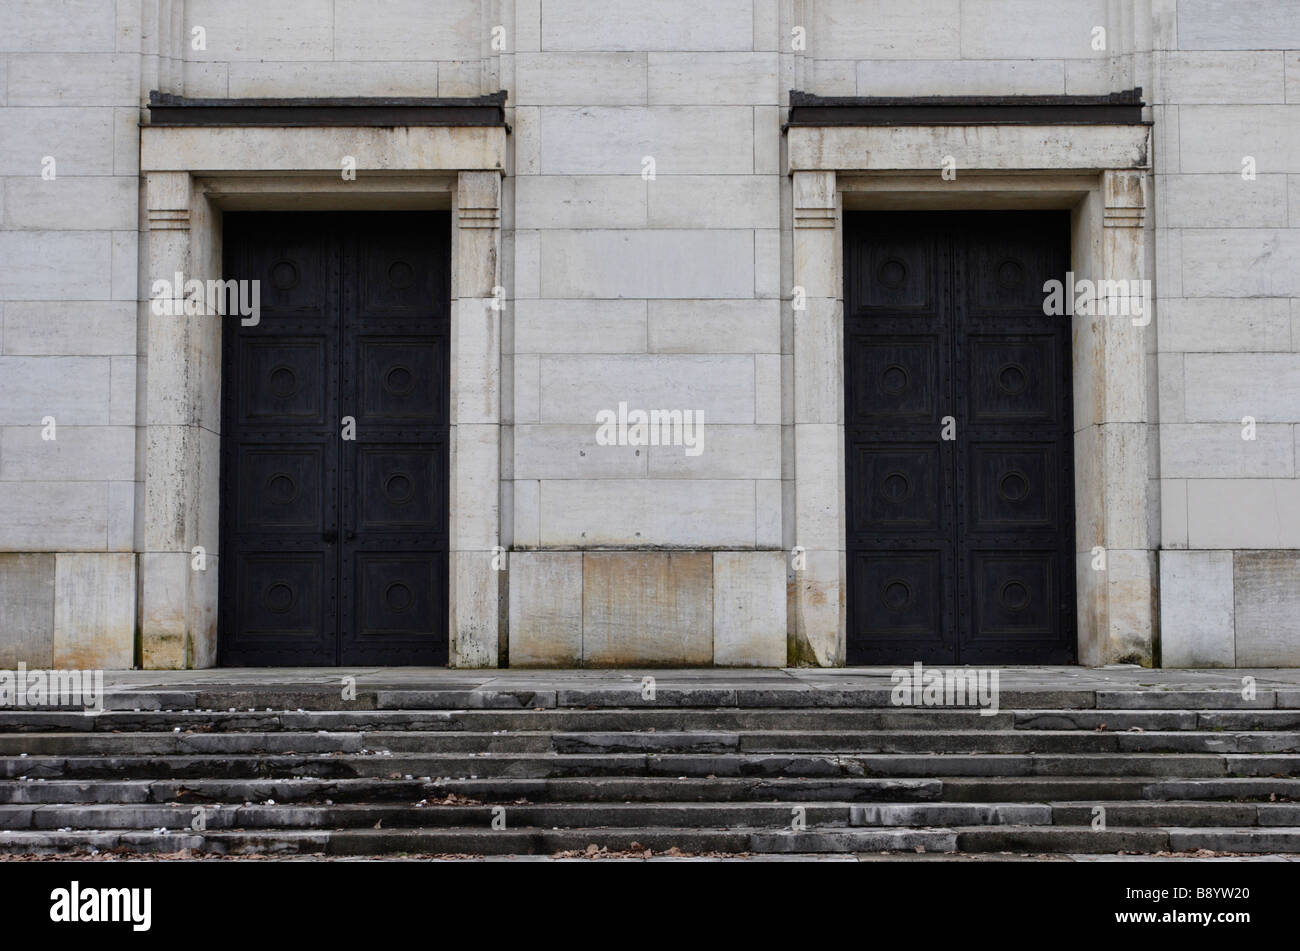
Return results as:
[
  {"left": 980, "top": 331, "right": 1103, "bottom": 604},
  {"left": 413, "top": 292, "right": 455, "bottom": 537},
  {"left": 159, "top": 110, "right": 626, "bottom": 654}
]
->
[{"left": 1, "top": 681, "right": 1299, "bottom": 858}]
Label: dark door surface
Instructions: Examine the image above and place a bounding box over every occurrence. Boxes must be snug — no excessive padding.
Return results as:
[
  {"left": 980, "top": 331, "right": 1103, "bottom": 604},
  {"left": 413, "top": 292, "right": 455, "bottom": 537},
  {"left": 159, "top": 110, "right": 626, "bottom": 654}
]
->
[
  {"left": 844, "top": 211, "right": 1075, "bottom": 665},
  {"left": 219, "top": 212, "right": 449, "bottom": 666}
]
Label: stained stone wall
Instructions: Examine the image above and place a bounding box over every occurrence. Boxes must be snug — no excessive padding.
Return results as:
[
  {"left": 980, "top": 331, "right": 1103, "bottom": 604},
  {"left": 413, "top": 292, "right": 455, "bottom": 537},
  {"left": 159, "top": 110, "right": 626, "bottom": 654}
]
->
[
  {"left": 0, "top": 0, "right": 1298, "bottom": 667},
  {"left": 1149, "top": 1, "right": 1300, "bottom": 667}
]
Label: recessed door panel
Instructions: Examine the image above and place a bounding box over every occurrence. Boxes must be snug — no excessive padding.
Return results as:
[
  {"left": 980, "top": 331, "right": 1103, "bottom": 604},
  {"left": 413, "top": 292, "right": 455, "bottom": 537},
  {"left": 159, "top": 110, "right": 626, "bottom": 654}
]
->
[
  {"left": 219, "top": 212, "right": 450, "bottom": 666},
  {"left": 846, "top": 211, "right": 1075, "bottom": 665}
]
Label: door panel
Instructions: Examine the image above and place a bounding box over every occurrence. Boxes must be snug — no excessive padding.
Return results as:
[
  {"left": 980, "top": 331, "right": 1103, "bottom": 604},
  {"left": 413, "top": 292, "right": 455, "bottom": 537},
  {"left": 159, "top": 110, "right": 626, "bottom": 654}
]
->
[
  {"left": 845, "top": 211, "right": 1075, "bottom": 665},
  {"left": 219, "top": 212, "right": 449, "bottom": 666},
  {"left": 845, "top": 218, "right": 956, "bottom": 663}
]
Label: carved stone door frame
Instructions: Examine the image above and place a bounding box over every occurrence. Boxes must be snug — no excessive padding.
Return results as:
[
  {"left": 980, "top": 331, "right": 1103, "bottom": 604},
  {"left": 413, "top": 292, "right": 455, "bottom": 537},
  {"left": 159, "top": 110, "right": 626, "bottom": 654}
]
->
[
  {"left": 787, "top": 120, "right": 1155, "bottom": 667},
  {"left": 139, "top": 118, "right": 505, "bottom": 668}
]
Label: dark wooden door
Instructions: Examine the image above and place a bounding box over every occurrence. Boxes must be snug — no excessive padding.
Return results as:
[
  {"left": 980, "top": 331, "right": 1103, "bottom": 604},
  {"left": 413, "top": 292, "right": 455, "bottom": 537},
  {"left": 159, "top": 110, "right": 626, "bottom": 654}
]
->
[
  {"left": 219, "top": 212, "right": 449, "bottom": 666},
  {"left": 844, "top": 211, "right": 1075, "bottom": 665}
]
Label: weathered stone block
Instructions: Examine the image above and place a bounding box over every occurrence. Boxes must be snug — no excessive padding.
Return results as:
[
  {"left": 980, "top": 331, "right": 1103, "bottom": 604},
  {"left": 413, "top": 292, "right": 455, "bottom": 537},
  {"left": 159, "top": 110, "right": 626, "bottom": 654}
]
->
[
  {"left": 450, "top": 550, "right": 499, "bottom": 667},
  {"left": 539, "top": 0, "right": 753, "bottom": 52},
  {"left": 647, "top": 299, "right": 779, "bottom": 353},
  {"left": 538, "top": 354, "right": 756, "bottom": 424},
  {"left": 755, "top": 479, "right": 782, "bottom": 548},
  {"left": 53, "top": 552, "right": 134, "bottom": 669},
  {"left": 451, "top": 298, "right": 500, "bottom": 425},
  {"left": 0, "top": 233, "right": 112, "bottom": 299},
  {"left": 1184, "top": 354, "right": 1300, "bottom": 422},
  {"left": 1102, "top": 549, "right": 1158, "bottom": 666},
  {"left": 790, "top": 548, "right": 843, "bottom": 667},
  {"left": 0, "top": 426, "right": 135, "bottom": 481},
  {"left": 450, "top": 424, "right": 500, "bottom": 552},
  {"left": 0, "top": 356, "right": 112, "bottom": 425},
  {"left": 647, "top": 52, "right": 778, "bottom": 105},
  {"left": 1163, "top": 174, "right": 1288, "bottom": 228},
  {"left": 227, "top": 61, "right": 440, "bottom": 98},
  {"left": 814, "top": 0, "right": 959, "bottom": 59},
  {"left": 508, "top": 552, "right": 582, "bottom": 667},
  {"left": 514, "top": 354, "right": 540, "bottom": 424},
  {"left": 514, "top": 424, "right": 646, "bottom": 479},
  {"left": 516, "top": 300, "right": 647, "bottom": 354},
  {"left": 645, "top": 424, "right": 780, "bottom": 479},
  {"left": 1234, "top": 551, "right": 1300, "bottom": 666},
  {"left": 713, "top": 551, "right": 786, "bottom": 666},
  {"left": 3, "top": 174, "right": 135, "bottom": 227},
  {"left": 538, "top": 108, "right": 754, "bottom": 175},
  {"left": 184, "top": 62, "right": 230, "bottom": 98},
  {"left": 1178, "top": 0, "right": 1300, "bottom": 50},
  {"left": 6, "top": 53, "right": 137, "bottom": 105},
  {"left": 138, "top": 551, "right": 187, "bottom": 669},
  {"left": 793, "top": 298, "right": 843, "bottom": 423},
  {"left": 1160, "top": 550, "right": 1235, "bottom": 667},
  {"left": 186, "top": 0, "right": 335, "bottom": 61},
  {"left": 539, "top": 480, "right": 756, "bottom": 548},
  {"left": 1159, "top": 424, "right": 1294, "bottom": 478},
  {"left": 513, "top": 479, "right": 540, "bottom": 549},
  {"left": 515, "top": 175, "right": 646, "bottom": 228},
  {"left": 0, "top": 553, "right": 54, "bottom": 668},
  {"left": 2, "top": 301, "right": 135, "bottom": 355},
  {"left": 0, "top": 0, "right": 115, "bottom": 52},
  {"left": 1157, "top": 298, "right": 1291, "bottom": 353},
  {"left": 1179, "top": 106, "right": 1300, "bottom": 174},
  {"left": 582, "top": 552, "right": 712, "bottom": 666},
  {"left": 1157, "top": 51, "right": 1285, "bottom": 103},
  {"left": 516, "top": 53, "right": 647, "bottom": 105},
  {"left": 646, "top": 175, "right": 779, "bottom": 229},
  {"left": 0, "top": 107, "right": 115, "bottom": 176},
  {"left": 856, "top": 59, "right": 1063, "bottom": 96},
  {"left": 539, "top": 230, "right": 755, "bottom": 298},
  {"left": 1187, "top": 479, "right": 1300, "bottom": 548},
  {"left": 794, "top": 424, "right": 844, "bottom": 549},
  {"left": 1161, "top": 478, "right": 1188, "bottom": 549},
  {"left": 1182, "top": 228, "right": 1300, "bottom": 296},
  {"left": 0, "top": 483, "right": 108, "bottom": 551}
]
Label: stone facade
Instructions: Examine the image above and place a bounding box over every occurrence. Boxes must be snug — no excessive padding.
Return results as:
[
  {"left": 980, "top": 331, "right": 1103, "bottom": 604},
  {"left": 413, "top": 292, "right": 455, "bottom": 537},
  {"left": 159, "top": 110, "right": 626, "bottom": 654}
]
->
[{"left": 0, "top": 0, "right": 1297, "bottom": 668}]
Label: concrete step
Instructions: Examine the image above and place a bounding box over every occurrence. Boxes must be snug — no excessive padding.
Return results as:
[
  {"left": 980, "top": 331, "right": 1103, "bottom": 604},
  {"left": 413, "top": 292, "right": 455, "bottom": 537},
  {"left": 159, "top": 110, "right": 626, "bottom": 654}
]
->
[
  {"left": 0, "top": 801, "right": 866, "bottom": 831},
  {"left": 1164, "top": 827, "right": 1300, "bottom": 852},
  {"left": 1046, "top": 801, "right": 1300, "bottom": 827},
  {"left": 0, "top": 708, "right": 1029, "bottom": 733},
  {"left": 937, "top": 775, "right": 1300, "bottom": 801},
  {"left": 11, "top": 728, "right": 1297, "bottom": 756},
  {"left": 951, "top": 825, "right": 1173, "bottom": 853},
  {"left": 11, "top": 798, "right": 1298, "bottom": 833},
  {"left": 0, "top": 775, "right": 946, "bottom": 804},
  {"left": 857, "top": 800, "right": 1300, "bottom": 828},
  {"left": 4, "top": 822, "right": 1299, "bottom": 856},
  {"left": 10, "top": 750, "right": 1298, "bottom": 781},
  {"left": 4, "top": 770, "right": 1295, "bottom": 806},
  {"left": 8, "top": 707, "right": 1300, "bottom": 735},
  {"left": 9, "top": 684, "right": 1296, "bottom": 717},
  {"left": 12, "top": 748, "right": 1300, "bottom": 779},
  {"left": 951, "top": 824, "right": 1300, "bottom": 854},
  {"left": 0, "top": 827, "right": 759, "bottom": 856},
  {"left": 393, "top": 686, "right": 1293, "bottom": 711},
  {"left": 4, "top": 682, "right": 1298, "bottom": 859}
]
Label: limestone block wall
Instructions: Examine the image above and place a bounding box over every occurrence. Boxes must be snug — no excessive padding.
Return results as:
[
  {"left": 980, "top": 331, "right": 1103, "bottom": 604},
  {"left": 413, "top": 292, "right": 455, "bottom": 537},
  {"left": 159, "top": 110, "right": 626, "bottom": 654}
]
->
[
  {"left": 0, "top": 0, "right": 162, "bottom": 668},
  {"left": 501, "top": 1, "right": 788, "bottom": 665},
  {"left": 0, "top": 0, "right": 1298, "bottom": 668},
  {"left": 1151, "top": 2, "right": 1300, "bottom": 666}
]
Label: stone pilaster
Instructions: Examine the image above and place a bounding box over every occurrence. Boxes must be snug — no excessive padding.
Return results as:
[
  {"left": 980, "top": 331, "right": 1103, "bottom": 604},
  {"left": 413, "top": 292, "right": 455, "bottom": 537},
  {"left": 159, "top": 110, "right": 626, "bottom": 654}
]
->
[
  {"left": 790, "top": 170, "right": 845, "bottom": 666},
  {"left": 139, "top": 171, "right": 218, "bottom": 669},
  {"left": 450, "top": 170, "right": 503, "bottom": 666},
  {"left": 1082, "top": 168, "right": 1157, "bottom": 665}
]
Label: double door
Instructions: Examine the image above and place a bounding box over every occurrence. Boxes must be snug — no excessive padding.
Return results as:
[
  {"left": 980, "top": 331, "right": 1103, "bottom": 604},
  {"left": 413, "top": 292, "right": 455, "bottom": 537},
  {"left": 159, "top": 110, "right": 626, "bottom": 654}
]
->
[
  {"left": 218, "top": 212, "right": 449, "bottom": 666},
  {"left": 844, "top": 211, "right": 1076, "bottom": 665}
]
